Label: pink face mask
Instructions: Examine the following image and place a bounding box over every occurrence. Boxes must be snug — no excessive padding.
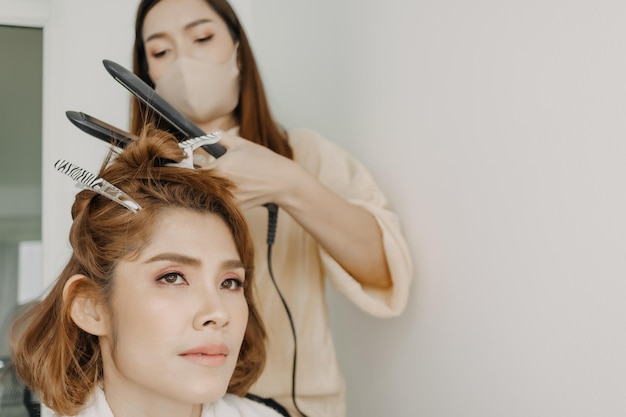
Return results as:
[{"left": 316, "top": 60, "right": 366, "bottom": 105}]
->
[{"left": 154, "top": 45, "right": 240, "bottom": 126}]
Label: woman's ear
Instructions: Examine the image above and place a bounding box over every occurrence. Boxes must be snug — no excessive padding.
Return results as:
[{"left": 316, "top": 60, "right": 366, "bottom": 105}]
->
[{"left": 63, "top": 274, "right": 109, "bottom": 336}]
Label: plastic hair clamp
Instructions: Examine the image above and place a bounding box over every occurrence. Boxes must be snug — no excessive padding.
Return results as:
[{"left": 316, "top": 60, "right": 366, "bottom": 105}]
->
[
  {"left": 166, "top": 131, "right": 223, "bottom": 169},
  {"left": 54, "top": 159, "right": 142, "bottom": 213}
]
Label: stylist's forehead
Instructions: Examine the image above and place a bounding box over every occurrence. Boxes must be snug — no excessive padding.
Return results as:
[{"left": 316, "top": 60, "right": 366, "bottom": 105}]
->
[{"left": 142, "top": 0, "right": 223, "bottom": 40}]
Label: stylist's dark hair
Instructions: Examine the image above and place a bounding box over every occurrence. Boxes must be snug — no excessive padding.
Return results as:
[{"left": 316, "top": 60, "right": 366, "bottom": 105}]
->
[
  {"left": 131, "top": 0, "right": 293, "bottom": 159},
  {"left": 10, "top": 125, "right": 266, "bottom": 416}
]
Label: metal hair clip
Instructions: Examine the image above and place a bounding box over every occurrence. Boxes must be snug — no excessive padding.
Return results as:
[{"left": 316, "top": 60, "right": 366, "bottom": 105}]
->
[
  {"left": 166, "top": 131, "right": 223, "bottom": 169},
  {"left": 54, "top": 159, "right": 142, "bottom": 213}
]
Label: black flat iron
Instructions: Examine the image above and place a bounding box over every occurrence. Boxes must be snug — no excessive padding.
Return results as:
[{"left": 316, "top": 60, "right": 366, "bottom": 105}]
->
[
  {"left": 102, "top": 59, "right": 226, "bottom": 158},
  {"left": 66, "top": 110, "right": 136, "bottom": 149},
  {"left": 99, "top": 59, "right": 279, "bottom": 243}
]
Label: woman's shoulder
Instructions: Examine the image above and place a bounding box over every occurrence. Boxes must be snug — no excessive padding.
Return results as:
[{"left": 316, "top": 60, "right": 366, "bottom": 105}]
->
[
  {"left": 286, "top": 127, "right": 354, "bottom": 164},
  {"left": 286, "top": 127, "right": 333, "bottom": 147}
]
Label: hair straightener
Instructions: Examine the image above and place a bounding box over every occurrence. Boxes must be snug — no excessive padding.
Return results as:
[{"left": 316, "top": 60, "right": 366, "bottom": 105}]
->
[
  {"left": 102, "top": 59, "right": 226, "bottom": 158},
  {"left": 66, "top": 110, "right": 136, "bottom": 149},
  {"left": 103, "top": 59, "right": 278, "bottom": 242}
]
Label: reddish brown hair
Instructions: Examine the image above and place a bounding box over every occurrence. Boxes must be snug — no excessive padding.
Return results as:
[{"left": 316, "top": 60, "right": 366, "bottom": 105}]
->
[
  {"left": 10, "top": 126, "right": 266, "bottom": 416},
  {"left": 130, "top": 0, "right": 293, "bottom": 159}
]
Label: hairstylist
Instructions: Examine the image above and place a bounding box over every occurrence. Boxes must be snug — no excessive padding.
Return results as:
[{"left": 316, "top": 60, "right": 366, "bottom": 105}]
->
[{"left": 130, "top": 1, "right": 413, "bottom": 416}]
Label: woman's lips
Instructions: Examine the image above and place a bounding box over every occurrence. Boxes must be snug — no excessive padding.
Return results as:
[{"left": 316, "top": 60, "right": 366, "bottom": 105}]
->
[{"left": 179, "top": 344, "right": 229, "bottom": 367}]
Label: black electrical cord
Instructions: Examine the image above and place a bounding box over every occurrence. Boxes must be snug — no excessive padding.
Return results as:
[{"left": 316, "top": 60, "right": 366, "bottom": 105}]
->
[{"left": 264, "top": 204, "right": 309, "bottom": 417}]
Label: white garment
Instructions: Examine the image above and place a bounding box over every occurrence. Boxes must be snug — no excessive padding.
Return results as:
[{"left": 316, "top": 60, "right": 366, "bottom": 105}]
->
[
  {"left": 244, "top": 128, "right": 414, "bottom": 417},
  {"left": 65, "top": 387, "right": 283, "bottom": 417}
]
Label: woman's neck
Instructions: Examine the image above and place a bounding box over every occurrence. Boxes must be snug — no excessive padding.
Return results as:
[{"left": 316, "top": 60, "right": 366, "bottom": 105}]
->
[
  {"left": 102, "top": 381, "right": 202, "bottom": 417},
  {"left": 196, "top": 113, "right": 237, "bottom": 133}
]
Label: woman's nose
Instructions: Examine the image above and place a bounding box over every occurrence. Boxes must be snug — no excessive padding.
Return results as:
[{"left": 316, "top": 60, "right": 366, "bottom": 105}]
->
[
  {"left": 192, "top": 288, "right": 230, "bottom": 330},
  {"left": 179, "top": 38, "right": 199, "bottom": 60}
]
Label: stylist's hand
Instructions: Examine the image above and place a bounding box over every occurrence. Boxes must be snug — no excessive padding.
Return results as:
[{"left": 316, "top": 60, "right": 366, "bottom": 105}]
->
[{"left": 193, "top": 132, "right": 302, "bottom": 210}]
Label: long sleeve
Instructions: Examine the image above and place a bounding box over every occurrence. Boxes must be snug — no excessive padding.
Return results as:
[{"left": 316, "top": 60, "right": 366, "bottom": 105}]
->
[{"left": 290, "top": 128, "right": 413, "bottom": 317}]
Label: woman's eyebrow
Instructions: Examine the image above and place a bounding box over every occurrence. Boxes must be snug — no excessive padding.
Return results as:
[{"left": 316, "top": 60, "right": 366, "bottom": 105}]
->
[
  {"left": 222, "top": 259, "right": 245, "bottom": 270},
  {"left": 143, "top": 253, "right": 244, "bottom": 270},
  {"left": 143, "top": 252, "right": 202, "bottom": 266},
  {"left": 184, "top": 18, "right": 213, "bottom": 31},
  {"left": 144, "top": 19, "right": 214, "bottom": 43}
]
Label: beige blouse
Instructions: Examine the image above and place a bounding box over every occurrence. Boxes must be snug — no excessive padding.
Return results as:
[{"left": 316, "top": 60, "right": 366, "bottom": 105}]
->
[{"left": 245, "top": 128, "right": 413, "bottom": 417}]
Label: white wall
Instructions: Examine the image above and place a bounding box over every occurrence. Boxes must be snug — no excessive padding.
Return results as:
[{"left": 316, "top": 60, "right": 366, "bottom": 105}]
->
[
  {"left": 37, "top": 0, "right": 138, "bottom": 285},
  {"left": 14, "top": 0, "right": 626, "bottom": 416},
  {"left": 248, "top": 1, "right": 626, "bottom": 416}
]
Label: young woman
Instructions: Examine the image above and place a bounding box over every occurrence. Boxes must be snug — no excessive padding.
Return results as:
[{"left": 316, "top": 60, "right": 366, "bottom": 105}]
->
[
  {"left": 130, "top": 1, "right": 414, "bottom": 415},
  {"left": 10, "top": 127, "right": 284, "bottom": 417}
]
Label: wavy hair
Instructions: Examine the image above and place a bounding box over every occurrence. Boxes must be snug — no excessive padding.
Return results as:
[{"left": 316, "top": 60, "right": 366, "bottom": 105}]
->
[{"left": 10, "top": 126, "right": 266, "bottom": 416}]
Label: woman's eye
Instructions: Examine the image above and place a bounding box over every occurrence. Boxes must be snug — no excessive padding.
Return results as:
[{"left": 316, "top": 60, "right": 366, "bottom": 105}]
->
[
  {"left": 158, "top": 272, "right": 186, "bottom": 285},
  {"left": 152, "top": 49, "right": 168, "bottom": 58},
  {"left": 194, "top": 35, "right": 213, "bottom": 43},
  {"left": 221, "top": 277, "right": 244, "bottom": 290}
]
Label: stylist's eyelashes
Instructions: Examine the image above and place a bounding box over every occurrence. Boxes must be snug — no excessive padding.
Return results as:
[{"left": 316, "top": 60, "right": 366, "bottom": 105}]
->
[
  {"left": 152, "top": 49, "right": 168, "bottom": 58},
  {"left": 195, "top": 35, "right": 213, "bottom": 44}
]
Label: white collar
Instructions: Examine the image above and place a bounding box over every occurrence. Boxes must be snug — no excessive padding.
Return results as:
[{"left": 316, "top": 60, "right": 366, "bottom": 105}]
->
[{"left": 70, "top": 386, "right": 282, "bottom": 417}]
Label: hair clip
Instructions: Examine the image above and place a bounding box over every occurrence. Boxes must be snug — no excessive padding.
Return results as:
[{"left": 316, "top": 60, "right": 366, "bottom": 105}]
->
[
  {"left": 167, "top": 131, "right": 222, "bottom": 169},
  {"left": 54, "top": 159, "right": 142, "bottom": 213}
]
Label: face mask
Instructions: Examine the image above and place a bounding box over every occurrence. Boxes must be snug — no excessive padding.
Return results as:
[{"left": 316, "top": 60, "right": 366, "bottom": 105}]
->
[{"left": 154, "top": 45, "right": 240, "bottom": 126}]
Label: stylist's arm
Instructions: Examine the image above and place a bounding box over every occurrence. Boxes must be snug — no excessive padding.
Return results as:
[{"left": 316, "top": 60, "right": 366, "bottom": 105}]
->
[{"left": 197, "top": 132, "right": 392, "bottom": 289}]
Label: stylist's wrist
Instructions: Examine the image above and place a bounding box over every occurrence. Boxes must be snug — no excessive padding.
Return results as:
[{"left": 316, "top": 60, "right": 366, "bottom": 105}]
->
[{"left": 275, "top": 162, "right": 317, "bottom": 210}]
